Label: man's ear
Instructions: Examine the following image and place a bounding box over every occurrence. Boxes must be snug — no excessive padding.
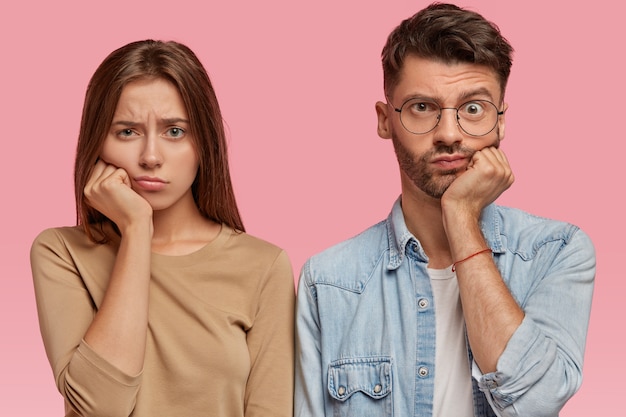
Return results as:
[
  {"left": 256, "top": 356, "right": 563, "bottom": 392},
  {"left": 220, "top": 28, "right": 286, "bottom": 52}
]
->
[
  {"left": 375, "top": 101, "right": 393, "bottom": 140},
  {"left": 498, "top": 102, "right": 508, "bottom": 141}
]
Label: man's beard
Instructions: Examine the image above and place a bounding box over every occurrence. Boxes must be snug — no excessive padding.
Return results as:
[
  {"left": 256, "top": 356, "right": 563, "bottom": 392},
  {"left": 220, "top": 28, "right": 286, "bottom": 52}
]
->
[{"left": 391, "top": 130, "right": 500, "bottom": 199}]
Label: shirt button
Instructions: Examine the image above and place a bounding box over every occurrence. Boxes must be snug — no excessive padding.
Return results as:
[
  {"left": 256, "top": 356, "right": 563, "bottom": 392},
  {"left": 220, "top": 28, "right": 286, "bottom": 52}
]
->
[
  {"left": 373, "top": 384, "right": 382, "bottom": 394},
  {"left": 418, "top": 298, "right": 429, "bottom": 309},
  {"left": 337, "top": 386, "right": 346, "bottom": 396},
  {"left": 418, "top": 366, "right": 429, "bottom": 377}
]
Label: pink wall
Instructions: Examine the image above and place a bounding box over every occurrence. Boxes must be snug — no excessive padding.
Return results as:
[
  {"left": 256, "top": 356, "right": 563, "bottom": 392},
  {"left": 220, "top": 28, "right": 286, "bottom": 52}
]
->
[{"left": 2, "top": 1, "right": 622, "bottom": 415}]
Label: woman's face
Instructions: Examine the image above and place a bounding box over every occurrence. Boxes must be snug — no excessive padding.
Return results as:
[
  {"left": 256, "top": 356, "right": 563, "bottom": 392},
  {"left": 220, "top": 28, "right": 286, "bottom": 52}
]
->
[{"left": 100, "top": 77, "right": 199, "bottom": 213}]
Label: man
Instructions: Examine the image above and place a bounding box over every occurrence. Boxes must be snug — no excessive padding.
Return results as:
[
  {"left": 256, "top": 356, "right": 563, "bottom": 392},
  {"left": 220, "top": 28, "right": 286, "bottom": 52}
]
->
[{"left": 294, "top": 3, "right": 595, "bottom": 417}]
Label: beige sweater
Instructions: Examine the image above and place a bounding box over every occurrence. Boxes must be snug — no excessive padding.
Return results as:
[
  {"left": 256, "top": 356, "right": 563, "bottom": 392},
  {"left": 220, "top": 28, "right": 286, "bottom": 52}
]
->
[{"left": 31, "top": 224, "right": 295, "bottom": 417}]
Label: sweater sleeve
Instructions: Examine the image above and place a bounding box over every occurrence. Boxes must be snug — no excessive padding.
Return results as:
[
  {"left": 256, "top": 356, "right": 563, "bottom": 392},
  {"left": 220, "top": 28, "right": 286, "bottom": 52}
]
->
[
  {"left": 244, "top": 249, "right": 295, "bottom": 417},
  {"left": 31, "top": 228, "right": 141, "bottom": 416}
]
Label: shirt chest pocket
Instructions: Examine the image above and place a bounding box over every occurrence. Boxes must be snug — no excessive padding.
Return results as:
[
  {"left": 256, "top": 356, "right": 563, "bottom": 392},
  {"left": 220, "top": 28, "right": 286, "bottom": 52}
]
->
[{"left": 327, "top": 357, "right": 393, "bottom": 417}]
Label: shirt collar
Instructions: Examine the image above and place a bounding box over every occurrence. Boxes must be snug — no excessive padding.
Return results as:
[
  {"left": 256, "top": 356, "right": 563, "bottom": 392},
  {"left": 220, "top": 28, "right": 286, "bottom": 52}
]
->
[
  {"left": 387, "top": 196, "right": 423, "bottom": 269},
  {"left": 386, "top": 196, "right": 504, "bottom": 270}
]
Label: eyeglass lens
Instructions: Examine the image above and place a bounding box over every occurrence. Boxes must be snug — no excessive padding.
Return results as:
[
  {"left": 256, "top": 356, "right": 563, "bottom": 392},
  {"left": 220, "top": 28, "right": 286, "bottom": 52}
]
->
[{"left": 399, "top": 99, "right": 499, "bottom": 136}]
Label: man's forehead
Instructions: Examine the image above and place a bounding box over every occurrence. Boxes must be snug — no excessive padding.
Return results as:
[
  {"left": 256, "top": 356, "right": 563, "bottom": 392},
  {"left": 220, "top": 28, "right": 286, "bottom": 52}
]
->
[{"left": 393, "top": 55, "right": 502, "bottom": 102}]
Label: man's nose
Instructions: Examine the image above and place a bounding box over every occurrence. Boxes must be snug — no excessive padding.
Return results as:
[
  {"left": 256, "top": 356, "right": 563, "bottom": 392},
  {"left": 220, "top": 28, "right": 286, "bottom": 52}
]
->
[{"left": 432, "top": 108, "right": 462, "bottom": 146}]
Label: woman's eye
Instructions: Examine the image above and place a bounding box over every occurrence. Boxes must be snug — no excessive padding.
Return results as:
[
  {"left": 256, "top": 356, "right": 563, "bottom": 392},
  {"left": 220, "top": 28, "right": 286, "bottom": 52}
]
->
[
  {"left": 167, "top": 127, "right": 185, "bottom": 138},
  {"left": 118, "top": 128, "right": 135, "bottom": 138}
]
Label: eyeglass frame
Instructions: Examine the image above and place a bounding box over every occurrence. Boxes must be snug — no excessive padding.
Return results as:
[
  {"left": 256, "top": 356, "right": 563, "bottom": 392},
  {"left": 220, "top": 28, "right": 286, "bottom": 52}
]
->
[{"left": 387, "top": 96, "right": 505, "bottom": 137}]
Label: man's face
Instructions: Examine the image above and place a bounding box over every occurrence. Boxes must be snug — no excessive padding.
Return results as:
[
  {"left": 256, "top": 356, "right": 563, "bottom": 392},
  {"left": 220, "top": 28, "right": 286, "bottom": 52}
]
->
[{"left": 376, "top": 55, "right": 507, "bottom": 199}]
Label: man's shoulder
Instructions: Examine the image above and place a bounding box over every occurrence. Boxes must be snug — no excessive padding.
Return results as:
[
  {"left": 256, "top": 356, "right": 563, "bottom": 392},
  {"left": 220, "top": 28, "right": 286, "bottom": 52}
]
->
[
  {"left": 301, "top": 220, "right": 389, "bottom": 290},
  {"left": 492, "top": 205, "right": 591, "bottom": 249}
]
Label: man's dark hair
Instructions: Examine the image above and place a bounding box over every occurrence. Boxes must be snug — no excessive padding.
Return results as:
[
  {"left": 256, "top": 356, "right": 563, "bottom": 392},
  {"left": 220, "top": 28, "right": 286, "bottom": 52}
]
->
[{"left": 382, "top": 2, "right": 513, "bottom": 99}]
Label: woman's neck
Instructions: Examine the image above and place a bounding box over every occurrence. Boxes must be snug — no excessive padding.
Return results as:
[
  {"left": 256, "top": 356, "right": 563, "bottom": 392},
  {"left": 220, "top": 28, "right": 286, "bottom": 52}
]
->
[{"left": 150, "top": 192, "right": 221, "bottom": 255}]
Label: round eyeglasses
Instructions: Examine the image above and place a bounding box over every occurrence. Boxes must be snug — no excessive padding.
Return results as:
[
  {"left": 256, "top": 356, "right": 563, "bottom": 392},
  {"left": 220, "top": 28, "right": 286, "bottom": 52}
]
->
[{"left": 389, "top": 98, "right": 504, "bottom": 137}]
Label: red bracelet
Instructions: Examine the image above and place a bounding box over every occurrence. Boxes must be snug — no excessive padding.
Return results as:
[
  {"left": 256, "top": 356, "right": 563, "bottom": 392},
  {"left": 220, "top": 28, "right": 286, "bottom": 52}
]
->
[{"left": 451, "top": 248, "right": 492, "bottom": 272}]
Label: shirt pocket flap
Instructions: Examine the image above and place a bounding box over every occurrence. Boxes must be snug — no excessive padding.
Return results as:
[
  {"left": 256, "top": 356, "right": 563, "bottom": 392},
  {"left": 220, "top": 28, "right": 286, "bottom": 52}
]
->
[{"left": 327, "top": 357, "right": 392, "bottom": 402}]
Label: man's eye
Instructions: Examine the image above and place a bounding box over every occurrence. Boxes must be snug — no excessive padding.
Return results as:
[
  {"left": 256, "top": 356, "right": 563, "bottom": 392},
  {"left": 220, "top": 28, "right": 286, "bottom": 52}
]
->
[
  {"left": 462, "top": 102, "right": 485, "bottom": 116},
  {"left": 407, "top": 101, "right": 438, "bottom": 114},
  {"left": 414, "top": 102, "right": 433, "bottom": 112}
]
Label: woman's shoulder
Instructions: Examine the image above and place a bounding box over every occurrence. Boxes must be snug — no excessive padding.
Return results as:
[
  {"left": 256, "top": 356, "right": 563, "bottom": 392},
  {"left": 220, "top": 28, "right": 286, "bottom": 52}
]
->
[
  {"left": 222, "top": 226, "right": 291, "bottom": 265},
  {"left": 224, "top": 226, "right": 282, "bottom": 252},
  {"left": 31, "top": 225, "right": 114, "bottom": 256},
  {"left": 32, "top": 225, "right": 87, "bottom": 248},
  {"left": 30, "top": 227, "right": 88, "bottom": 271}
]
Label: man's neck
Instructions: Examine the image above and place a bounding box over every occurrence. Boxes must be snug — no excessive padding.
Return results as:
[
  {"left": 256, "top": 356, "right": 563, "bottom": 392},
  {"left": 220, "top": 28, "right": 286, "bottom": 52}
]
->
[{"left": 400, "top": 189, "right": 453, "bottom": 269}]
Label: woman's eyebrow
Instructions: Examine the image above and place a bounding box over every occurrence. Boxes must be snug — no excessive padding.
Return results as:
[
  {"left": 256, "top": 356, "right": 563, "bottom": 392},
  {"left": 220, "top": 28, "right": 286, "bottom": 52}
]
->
[
  {"left": 161, "top": 117, "right": 190, "bottom": 125},
  {"left": 110, "top": 118, "right": 190, "bottom": 126}
]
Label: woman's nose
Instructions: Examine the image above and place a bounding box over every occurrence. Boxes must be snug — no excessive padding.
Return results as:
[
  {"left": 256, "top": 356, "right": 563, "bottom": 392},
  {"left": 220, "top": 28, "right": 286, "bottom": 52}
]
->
[{"left": 139, "top": 135, "right": 163, "bottom": 168}]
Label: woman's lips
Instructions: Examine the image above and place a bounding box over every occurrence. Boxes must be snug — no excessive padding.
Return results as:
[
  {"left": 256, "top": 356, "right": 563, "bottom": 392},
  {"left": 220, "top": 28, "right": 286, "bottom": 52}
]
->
[{"left": 134, "top": 176, "right": 167, "bottom": 191}]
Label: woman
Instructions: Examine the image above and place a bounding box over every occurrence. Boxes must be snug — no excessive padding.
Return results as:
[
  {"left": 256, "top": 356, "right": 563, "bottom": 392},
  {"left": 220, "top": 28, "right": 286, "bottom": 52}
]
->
[{"left": 30, "top": 40, "right": 295, "bottom": 417}]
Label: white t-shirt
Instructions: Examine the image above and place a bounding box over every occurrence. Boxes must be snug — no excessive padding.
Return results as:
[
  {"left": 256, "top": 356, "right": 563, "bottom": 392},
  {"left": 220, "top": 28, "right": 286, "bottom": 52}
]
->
[{"left": 429, "top": 267, "right": 474, "bottom": 417}]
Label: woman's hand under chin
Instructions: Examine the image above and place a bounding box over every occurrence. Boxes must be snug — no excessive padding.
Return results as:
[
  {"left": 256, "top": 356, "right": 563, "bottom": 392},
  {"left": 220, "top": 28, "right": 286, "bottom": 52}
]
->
[{"left": 84, "top": 159, "right": 153, "bottom": 236}]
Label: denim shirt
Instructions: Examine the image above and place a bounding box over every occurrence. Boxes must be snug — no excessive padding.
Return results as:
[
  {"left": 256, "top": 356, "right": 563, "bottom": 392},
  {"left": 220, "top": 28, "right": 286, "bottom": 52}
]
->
[{"left": 295, "top": 198, "right": 595, "bottom": 417}]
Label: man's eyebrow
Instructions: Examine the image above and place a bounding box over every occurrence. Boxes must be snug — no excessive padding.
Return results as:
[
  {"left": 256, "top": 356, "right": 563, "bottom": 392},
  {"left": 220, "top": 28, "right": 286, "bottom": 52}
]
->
[
  {"left": 458, "top": 87, "right": 497, "bottom": 102},
  {"left": 400, "top": 87, "right": 497, "bottom": 104}
]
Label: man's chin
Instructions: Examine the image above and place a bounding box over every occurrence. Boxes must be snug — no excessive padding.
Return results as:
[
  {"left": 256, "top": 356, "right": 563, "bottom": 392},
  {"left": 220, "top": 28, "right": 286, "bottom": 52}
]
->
[
  {"left": 439, "top": 168, "right": 462, "bottom": 176},
  {"left": 414, "top": 179, "right": 455, "bottom": 199}
]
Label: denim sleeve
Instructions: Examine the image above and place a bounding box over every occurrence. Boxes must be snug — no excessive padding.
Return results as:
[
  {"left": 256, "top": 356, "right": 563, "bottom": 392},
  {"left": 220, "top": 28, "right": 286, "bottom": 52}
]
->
[
  {"left": 294, "top": 261, "right": 326, "bottom": 417},
  {"left": 477, "top": 228, "right": 596, "bottom": 417}
]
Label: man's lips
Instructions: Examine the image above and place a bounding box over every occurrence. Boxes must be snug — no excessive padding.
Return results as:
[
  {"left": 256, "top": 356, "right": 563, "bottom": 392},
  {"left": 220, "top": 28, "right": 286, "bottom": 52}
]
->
[
  {"left": 430, "top": 154, "right": 470, "bottom": 170},
  {"left": 134, "top": 176, "right": 168, "bottom": 191}
]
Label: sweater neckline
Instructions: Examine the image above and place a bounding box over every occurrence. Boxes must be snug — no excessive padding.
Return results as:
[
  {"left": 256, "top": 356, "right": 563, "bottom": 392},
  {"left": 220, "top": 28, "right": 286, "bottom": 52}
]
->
[{"left": 150, "top": 223, "right": 232, "bottom": 266}]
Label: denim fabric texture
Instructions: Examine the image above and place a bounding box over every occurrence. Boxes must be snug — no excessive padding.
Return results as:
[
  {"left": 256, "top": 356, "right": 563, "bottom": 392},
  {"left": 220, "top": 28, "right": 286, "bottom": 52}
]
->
[{"left": 295, "top": 197, "right": 595, "bottom": 417}]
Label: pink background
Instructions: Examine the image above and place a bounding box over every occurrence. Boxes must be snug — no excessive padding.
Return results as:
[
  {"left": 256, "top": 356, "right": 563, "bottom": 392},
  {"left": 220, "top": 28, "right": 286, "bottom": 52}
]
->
[{"left": 2, "top": 1, "right": 623, "bottom": 415}]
